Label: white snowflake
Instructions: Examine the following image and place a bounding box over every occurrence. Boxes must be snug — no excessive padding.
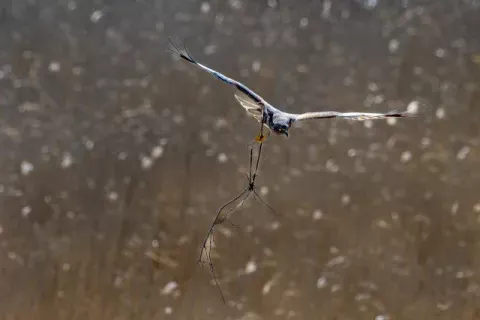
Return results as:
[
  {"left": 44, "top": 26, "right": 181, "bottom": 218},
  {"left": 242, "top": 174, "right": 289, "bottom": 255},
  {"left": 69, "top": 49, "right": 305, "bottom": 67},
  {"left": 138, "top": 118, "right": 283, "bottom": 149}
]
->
[
  {"left": 20, "top": 161, "right": 34, "bottom": 175},
  {"left": 245, "top": 260, "right": 257, "bottom": 274}
]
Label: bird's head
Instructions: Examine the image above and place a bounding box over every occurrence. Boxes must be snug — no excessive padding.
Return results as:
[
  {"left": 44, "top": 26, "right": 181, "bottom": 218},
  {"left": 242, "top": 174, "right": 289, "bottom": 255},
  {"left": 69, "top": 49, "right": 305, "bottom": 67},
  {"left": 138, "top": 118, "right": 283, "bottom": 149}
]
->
[
  {"left": 274, "top": 126, "right": 289, "bottom": 137},
  {"left": 272, "top": 118, "right": 293, "bottom": 137}
]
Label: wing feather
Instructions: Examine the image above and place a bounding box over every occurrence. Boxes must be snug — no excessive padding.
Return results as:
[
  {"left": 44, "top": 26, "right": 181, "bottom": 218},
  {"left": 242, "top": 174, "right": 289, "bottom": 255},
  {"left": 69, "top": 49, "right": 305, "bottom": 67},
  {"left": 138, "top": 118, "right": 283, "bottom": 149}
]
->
[
  {"left": 293, "top": 110, "right": 415, "bottom": 121},
  {"left": 234, "top": 93, "right": 271, "bottom": 134},
  {"left": 234, "top": 94, "right": 263, "bottom": 115}
]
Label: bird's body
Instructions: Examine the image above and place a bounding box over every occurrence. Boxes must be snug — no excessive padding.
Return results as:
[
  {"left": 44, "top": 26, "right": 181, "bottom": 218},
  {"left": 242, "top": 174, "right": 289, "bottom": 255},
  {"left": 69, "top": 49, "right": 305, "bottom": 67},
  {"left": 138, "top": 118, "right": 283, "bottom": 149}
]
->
[{"left": 168, "top": 40, "right": 415, "bottom": 137}]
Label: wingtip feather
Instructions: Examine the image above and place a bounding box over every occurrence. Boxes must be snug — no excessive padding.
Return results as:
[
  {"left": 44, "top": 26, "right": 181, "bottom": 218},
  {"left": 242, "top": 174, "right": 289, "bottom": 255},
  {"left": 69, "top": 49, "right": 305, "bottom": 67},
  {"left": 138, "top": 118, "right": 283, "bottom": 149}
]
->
[
  {"left": 388, "top": 110, "right": 418, "bottom": 118},
  {"left": 167, "top": 38, "right": 196, "bottom": 63}
]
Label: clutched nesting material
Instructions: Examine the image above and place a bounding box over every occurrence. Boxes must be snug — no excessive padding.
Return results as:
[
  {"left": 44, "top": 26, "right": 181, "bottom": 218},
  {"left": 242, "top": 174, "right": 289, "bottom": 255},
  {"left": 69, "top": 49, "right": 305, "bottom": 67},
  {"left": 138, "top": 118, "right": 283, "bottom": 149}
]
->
[{"left": 197, "top": 116, "right": 278, "bottom": 303}]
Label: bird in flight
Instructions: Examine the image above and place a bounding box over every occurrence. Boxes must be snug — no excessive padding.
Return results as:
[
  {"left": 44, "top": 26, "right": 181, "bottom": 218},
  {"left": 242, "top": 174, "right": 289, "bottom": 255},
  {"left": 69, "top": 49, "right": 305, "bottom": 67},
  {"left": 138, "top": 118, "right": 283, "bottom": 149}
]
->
[{"left": 168, "top": 39, "right": 416, "bottom": 139}]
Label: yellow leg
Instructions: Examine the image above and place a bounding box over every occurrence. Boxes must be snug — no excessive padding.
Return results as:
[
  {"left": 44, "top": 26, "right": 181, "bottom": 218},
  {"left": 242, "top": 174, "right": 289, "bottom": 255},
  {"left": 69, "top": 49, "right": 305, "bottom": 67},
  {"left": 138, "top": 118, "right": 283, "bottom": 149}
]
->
[
  {"left": 247, "top": 121, "right": 269, "bottom": 147},
  {"left": 247, "top": 133, "right": 268, "bottom": 149},
  {"left": 255, "top": 133, "right": 267, "bottom": 143}
]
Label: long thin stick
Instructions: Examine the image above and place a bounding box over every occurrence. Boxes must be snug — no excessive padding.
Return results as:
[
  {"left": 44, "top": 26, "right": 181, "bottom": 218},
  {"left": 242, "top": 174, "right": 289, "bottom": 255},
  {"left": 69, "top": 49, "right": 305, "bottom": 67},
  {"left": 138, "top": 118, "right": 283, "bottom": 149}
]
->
[{"left": 197, "top": 109, "right": 277, "bottom": 303}]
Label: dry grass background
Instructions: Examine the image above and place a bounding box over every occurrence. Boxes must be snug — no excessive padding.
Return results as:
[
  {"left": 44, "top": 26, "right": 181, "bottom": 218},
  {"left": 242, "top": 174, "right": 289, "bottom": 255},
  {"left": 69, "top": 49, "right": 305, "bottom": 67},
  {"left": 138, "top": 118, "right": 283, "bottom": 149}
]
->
[{"left": 1, "top": 0, "right": 480, "bottom": 319}]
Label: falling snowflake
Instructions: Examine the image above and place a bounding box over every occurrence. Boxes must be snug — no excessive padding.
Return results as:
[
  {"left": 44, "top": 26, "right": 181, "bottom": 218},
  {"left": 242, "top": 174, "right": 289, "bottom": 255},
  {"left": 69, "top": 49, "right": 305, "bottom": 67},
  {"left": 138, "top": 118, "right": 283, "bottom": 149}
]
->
[
  {"left": 90, "top": 10, "right": 103, "bottom": 22},
  {"left": 151, "top": 146, "right": 164, "bottom": 159},
  {"left": 400, "top": 151, "right": 412, "bottom": 163},
  {"left": 316, "top": 276, "right": 328, "bottom": 288},
  {"left": 217, "top": 153, "right": 228, "bottom": 163},
  {"left": 407, "top": 101, "right": 420, "bottom": 114},
  {"left": 141, "top": 156, "right": 154, "bottom": 169},
  {"left": 456, "top": 146, "right": 470, "bottom": 160},
  {"left": 436, "top": 108, "right": 446, "bottom": 119},
  {"left": 245, "top": 260, "right": 257, "bottom": 274},
  {"left": 161, "top": 281, "right": 178, "bottom": 295},
  {"left": 61, "top": 153, "right": 74, "bottom": 168},
  {"left": 299, "top": 17, "right": 309, "bottom": 28},
  {"left": 48, "top": 61, "right": 61, "bottom": 72},
  {"left": 20, "top": 161, "right": 34, "bottom": 175},
  {"left": 21, "top": 206, "right": 32, "bottom": 217},
  {"left": 312, "top": 209, "right": 324, "bottom": 220},
  {"left": 389, "top": 39, "right": 399, "bottom": 53},
  {"left": 200, "top": 2, "right": 211, "bottom": 13}
]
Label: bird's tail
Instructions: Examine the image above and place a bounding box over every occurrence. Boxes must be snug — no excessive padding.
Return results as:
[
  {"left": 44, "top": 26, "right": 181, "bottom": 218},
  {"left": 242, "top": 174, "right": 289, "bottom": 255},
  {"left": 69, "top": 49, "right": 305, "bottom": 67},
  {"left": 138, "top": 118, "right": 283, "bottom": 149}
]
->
[{"left": 167, "top": 37, "right": 196, "bottom": 64}]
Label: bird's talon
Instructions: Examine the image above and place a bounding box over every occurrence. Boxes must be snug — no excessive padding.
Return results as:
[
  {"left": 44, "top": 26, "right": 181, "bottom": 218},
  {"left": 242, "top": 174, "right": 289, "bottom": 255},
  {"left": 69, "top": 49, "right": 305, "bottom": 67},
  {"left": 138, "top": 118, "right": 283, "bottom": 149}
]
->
[{"left": 255, "top": 134, "right": 266, "bottom": 143}]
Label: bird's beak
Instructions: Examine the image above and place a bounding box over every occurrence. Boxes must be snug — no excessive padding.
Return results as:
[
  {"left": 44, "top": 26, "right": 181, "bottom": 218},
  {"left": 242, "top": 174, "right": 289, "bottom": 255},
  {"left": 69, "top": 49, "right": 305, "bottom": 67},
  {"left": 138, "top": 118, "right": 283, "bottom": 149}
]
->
[{"left": 284, "top": 131, "right": 289, "bottom": 137}]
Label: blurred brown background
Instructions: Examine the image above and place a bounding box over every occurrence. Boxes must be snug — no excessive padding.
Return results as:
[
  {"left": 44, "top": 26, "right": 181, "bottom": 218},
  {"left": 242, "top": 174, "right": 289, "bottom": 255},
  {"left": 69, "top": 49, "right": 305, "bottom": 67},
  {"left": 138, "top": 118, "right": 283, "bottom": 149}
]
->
[{"left": 1, "top": 0, "right": 480, "bottom": 319}]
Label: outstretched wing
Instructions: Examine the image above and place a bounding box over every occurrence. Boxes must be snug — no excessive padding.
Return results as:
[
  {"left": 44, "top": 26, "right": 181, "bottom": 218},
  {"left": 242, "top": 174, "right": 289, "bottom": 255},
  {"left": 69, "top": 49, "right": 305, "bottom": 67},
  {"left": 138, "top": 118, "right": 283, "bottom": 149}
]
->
[
  {"left": 292, "top": 110, "right": 416, "bottom": 121},
  {"left": 168, "top": 38, "right": 267, "bottom": 107}
]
